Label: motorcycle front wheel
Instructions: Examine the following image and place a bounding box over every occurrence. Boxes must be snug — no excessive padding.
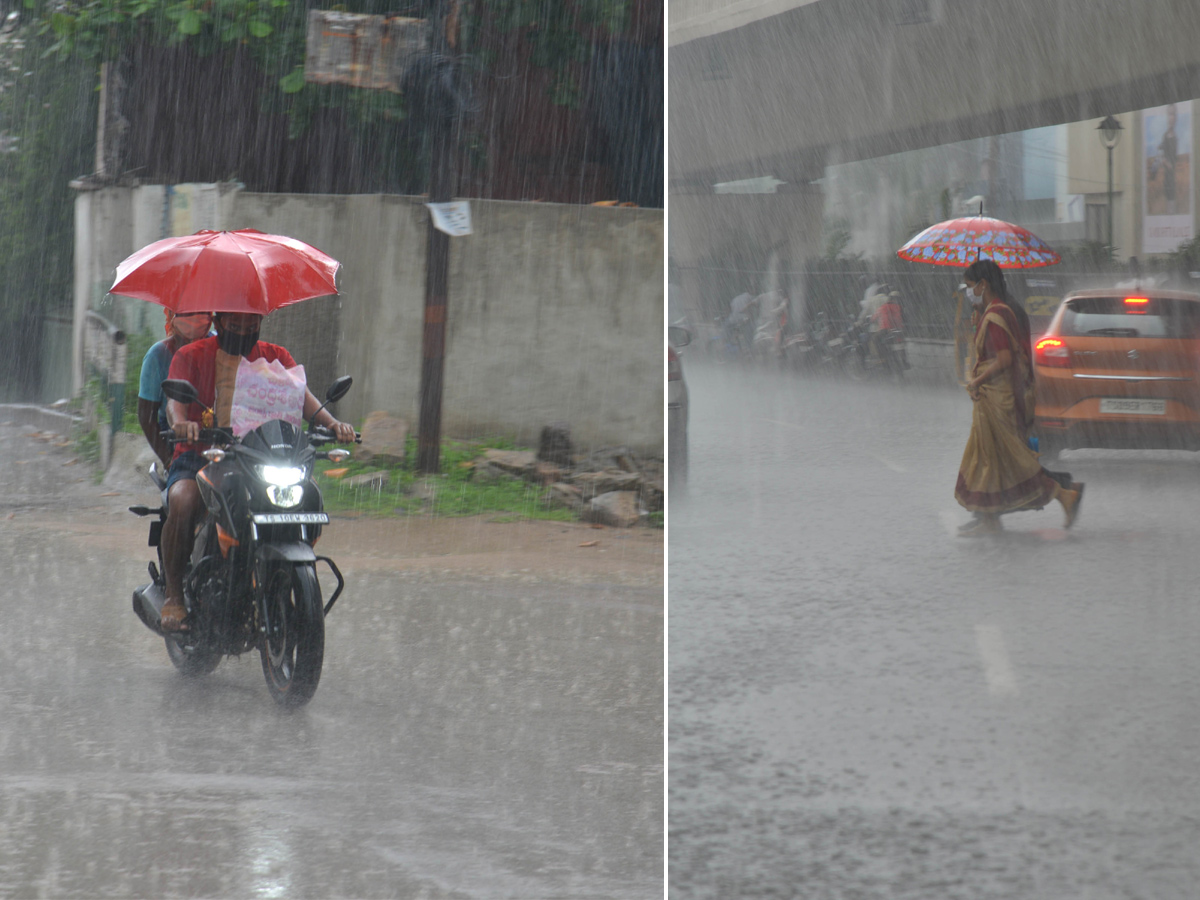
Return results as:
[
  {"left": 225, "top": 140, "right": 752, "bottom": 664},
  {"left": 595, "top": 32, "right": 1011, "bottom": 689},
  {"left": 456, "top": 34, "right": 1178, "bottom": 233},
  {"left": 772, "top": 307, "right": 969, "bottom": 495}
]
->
[{"left": 260, "top": 563, "right": 324, "bottom": 708}]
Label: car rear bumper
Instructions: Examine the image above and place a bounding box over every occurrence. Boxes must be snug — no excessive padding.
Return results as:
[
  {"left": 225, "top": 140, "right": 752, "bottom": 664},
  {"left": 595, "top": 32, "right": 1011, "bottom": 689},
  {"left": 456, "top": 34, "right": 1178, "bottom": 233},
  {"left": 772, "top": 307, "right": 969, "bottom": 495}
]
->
[
  {"left": 1035, "top": 416, "right": 1200, "bottom": 451},
  {"left": 1036, "top": 375, "right": 1200, "bottom": 449}
]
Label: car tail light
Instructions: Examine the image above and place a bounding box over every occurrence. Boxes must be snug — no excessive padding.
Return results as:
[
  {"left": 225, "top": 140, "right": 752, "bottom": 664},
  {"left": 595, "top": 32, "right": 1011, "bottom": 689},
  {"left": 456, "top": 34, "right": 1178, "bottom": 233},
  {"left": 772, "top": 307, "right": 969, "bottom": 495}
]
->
[
  {"left": 1034, "top": 336, "right": 1071, "bottom": 368},
  {"left": 1124, "top": 297, "right": 1149, "bottom": 314},
  {"left": 668, "top": 345, "right": 682, "bottom": 381}
]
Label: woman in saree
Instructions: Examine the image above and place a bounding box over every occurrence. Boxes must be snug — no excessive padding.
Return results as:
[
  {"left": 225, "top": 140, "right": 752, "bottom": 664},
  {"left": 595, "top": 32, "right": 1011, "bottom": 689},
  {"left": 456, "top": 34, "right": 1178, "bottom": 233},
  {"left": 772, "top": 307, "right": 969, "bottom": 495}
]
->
[{"left": 955, "top": 260, "right": 1084, "bottom": 535}]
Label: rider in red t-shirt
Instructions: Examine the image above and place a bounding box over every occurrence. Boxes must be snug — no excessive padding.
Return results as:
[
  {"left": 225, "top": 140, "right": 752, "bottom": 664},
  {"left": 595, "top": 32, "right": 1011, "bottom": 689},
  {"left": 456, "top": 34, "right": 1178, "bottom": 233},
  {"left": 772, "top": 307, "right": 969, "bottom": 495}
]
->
[
  {"left": 159, "top": 312, "right": 355, "bottom": 632},
  {"left": 870, "top": 292, "right": 904, "bottom": 361},
  {"left": 874, "top": 293, "right": 903, "bottom": 332}
]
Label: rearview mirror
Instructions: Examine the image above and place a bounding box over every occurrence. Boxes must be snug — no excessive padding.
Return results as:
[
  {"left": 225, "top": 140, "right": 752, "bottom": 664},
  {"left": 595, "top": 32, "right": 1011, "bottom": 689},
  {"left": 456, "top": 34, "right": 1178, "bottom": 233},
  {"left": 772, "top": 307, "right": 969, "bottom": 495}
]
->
[
  {"left": 160, "top": 379, "right": 199, "bottom": 406},
  {"left": 668, "top": 325, "right": 692, "bottom": 348},
  {"left": 325, "top": 376, "right": 353, "bottom": 404}
]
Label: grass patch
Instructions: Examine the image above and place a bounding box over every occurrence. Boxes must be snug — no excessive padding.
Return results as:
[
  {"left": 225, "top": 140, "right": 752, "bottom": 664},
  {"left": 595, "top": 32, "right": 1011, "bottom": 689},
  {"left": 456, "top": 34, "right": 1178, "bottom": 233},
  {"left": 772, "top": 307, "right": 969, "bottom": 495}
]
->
[
  {"left": 315, "top": 436, "right": 577, "bottom": 522},
  {"left": 122, "top": 329, "right": 158, "bottom": 434}
]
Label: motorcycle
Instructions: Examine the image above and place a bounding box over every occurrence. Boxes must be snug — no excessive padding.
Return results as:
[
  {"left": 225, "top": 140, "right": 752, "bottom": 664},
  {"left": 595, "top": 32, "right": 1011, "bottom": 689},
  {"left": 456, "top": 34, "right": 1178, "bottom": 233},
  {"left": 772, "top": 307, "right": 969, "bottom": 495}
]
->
[
  {"left": 782, "top": 314, "right": 854, "bottom": 375},
  {"left": 129, "top": 375, "right": 359, "bottom": 708},
  {"left": 706, "top": 313, "right": 751, "bottom": 363},
  {"left": 845, "top": 322, "right": 909, "bottom": 380}
]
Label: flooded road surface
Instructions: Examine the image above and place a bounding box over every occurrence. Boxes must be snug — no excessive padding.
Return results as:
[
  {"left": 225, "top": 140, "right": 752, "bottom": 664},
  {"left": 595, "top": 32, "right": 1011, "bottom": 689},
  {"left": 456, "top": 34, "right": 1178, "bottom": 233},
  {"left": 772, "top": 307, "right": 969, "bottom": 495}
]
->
[
  {"left": 0, "top": 421, "right": 662, "bottom": 898},
  {"left": 670, "top": 363, "right": 1200, "bottom": 899}
]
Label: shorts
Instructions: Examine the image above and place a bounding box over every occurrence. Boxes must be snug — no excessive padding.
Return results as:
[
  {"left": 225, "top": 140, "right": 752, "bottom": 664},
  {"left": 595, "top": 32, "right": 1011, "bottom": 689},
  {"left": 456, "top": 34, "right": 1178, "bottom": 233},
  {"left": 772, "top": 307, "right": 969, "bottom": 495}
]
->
[{"left": 165, "top": 451, "right": 205, "bottom": 492}]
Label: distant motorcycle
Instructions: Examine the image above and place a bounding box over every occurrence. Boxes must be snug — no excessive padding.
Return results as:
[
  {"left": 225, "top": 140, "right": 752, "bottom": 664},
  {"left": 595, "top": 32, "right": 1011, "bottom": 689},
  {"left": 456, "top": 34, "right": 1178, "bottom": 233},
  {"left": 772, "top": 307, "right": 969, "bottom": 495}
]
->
[
  {"left": 129, "top": 376, "right": 359, "bottom": 708},
  {"left": 706, "top": 313, "right": 751, "bottom": 363},
  {"left": 845, "top": 323, "right": 909, "bottom": 381},
  {"left": 782, "top": 314, "right": 853, "bottom": 374}
]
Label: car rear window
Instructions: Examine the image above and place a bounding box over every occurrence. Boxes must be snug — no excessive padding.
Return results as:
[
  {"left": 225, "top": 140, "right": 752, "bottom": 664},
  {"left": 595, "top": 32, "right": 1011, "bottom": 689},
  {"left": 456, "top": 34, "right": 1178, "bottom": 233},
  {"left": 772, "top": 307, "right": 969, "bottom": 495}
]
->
[{"left": 1060, "top": 296, "right": 1200, "bottom": 339}]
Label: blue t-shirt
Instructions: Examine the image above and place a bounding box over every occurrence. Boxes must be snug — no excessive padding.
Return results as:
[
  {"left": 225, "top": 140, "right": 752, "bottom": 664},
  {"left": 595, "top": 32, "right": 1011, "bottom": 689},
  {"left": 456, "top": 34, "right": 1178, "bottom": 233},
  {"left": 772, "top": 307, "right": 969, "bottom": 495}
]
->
[{"left": 138, "top": 339, "right": 175, "bottom": 431}]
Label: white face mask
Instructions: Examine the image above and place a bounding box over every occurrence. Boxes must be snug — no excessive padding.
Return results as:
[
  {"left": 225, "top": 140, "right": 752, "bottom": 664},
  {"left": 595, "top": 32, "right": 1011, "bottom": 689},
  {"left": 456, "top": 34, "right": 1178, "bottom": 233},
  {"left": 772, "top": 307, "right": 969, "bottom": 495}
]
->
[{"left": 967, "top": 283, "right": 985, "bottom": 306}]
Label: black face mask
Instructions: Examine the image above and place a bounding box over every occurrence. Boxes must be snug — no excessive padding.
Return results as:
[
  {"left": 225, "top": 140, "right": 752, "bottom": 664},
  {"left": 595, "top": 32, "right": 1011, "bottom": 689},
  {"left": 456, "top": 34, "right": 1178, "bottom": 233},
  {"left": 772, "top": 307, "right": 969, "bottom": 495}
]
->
[{"left": 217, "top": 327, "right": 259, "bottom": 357}]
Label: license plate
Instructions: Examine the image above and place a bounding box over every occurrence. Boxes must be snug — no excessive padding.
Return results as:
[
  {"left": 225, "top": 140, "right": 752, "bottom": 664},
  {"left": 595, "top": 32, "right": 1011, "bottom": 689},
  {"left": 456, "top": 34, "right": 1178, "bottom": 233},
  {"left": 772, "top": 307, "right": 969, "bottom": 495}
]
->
[
  {"left": 1099, "top": 398, "right": 1167, "bottom": 415},
  {"left": 252, "top": 512, "right": 330, "bottom": 524}
]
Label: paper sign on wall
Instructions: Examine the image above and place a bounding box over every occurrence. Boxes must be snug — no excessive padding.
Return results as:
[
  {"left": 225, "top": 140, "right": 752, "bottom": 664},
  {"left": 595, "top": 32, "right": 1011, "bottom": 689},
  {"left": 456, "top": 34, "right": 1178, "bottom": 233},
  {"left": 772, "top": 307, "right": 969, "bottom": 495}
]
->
[{"left": 426, "top": 201, "right": 472, "bottom": 236}]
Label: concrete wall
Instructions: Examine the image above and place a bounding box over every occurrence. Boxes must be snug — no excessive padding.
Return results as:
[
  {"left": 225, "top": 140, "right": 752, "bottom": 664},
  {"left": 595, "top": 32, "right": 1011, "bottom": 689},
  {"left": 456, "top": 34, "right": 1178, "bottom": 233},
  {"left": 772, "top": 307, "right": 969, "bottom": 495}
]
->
[
  {"left": 906, "top": 338, "right": 959, "bottom": 387},
  {"left": 74, "top": 186, "right": 664, "bottom": 453}
]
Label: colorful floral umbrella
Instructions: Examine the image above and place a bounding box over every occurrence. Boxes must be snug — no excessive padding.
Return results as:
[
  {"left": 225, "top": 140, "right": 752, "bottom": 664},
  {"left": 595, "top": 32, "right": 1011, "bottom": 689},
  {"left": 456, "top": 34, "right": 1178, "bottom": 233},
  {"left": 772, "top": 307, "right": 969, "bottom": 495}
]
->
[{"left": 897, "top": 215, "right": 1060, "bottom": 268}]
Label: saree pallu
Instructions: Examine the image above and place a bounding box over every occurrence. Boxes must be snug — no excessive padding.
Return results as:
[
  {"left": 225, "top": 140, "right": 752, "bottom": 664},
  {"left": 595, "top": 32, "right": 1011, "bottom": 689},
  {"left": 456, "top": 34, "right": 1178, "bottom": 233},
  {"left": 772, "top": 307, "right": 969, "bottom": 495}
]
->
[{"left": 955, "top": 306, "right": 1058, "bottom": 513}]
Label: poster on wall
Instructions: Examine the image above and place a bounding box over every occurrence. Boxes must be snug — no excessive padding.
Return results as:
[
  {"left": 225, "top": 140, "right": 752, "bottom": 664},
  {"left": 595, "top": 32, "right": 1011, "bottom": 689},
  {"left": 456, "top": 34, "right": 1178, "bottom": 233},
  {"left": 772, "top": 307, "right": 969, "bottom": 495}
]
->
[{"left": 1144, "top": 101, "right": 1193, "bottom": 254}]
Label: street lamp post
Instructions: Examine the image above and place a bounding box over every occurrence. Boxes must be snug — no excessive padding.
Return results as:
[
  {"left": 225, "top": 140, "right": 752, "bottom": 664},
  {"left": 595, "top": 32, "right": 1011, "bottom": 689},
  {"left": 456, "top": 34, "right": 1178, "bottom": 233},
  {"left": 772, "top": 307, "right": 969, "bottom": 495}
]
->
[{"left": 1097, "top": 115, "right": 1123, "bottom": 258}]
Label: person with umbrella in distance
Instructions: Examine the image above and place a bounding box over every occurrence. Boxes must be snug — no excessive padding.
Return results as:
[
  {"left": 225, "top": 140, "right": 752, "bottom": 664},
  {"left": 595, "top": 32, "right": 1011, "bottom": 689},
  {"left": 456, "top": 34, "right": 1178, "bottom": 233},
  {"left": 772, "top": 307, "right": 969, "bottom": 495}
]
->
[
  {"left": 159, "top": 311, "right": 357, "bottom": 630},
  {"left": 955, "top": 259, "right": 1084, "bottom": 535}
]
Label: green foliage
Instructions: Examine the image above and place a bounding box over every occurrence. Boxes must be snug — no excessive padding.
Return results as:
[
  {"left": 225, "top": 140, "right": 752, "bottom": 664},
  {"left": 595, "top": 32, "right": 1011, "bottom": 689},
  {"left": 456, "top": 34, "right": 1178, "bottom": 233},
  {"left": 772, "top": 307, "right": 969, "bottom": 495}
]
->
[
  {"left": 465, "top": 1, "right": 629, "bottom": 108},
  {"left": 1168, "top": 234, "right": 1200, "bottom": 273},
  {"left": 314, "top": 436, "right": 576, "bottom": 522},
  {"left": 71, "top": 376, "right": 108, "bottom": 469},
  {"left": 0, "top": 20, "right": 96, "bottom": 393},
  {"left": 822, "top": 216, "right": 857, "bottom": 261},
  {"left": 121, "top": 328, "right": 157, "bottom": 432},
  {"left": 29, "top": 0, "right": 634, "bottom": 127},
  {"left": 1055, "top": 240, "right": 1118, "bottom": 271},
  {"left": 33, "top": 0, "right": 298, "bottom": 61}
]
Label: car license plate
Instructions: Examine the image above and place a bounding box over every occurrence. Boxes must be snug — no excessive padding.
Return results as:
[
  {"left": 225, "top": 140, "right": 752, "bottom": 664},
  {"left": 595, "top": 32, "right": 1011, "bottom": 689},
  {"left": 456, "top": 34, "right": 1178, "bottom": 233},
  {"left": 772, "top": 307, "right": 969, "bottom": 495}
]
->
[
  {"left": 1099, "top": 398, "right": 1167, "bottom": 415},
  {"left": 252, "top": 512, "right": 330, "bottom": 524}
]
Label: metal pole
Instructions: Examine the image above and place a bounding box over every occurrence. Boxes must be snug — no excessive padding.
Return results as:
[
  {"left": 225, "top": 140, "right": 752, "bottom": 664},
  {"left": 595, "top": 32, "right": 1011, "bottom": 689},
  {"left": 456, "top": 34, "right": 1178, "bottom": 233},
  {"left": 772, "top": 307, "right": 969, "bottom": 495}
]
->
[
  {"left": 416, "top": 3, "right": 456, "bottom": 474},
  {"left": 1107, "top": 145, "right": 1114, "bottom": 258},
  {"left": 417, "top": 114, "right": 452, "bottom": 473}
]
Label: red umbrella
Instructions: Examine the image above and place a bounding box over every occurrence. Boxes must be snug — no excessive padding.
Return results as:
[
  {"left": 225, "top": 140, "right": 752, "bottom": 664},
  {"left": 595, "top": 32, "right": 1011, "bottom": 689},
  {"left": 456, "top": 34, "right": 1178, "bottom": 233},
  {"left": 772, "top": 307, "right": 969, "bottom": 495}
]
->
[
  {"left": 109, "top": 229, "right": 340, "bottom": 314},
  {"left": 897, "top": 214, "right": 1060, "bottom": 268}
]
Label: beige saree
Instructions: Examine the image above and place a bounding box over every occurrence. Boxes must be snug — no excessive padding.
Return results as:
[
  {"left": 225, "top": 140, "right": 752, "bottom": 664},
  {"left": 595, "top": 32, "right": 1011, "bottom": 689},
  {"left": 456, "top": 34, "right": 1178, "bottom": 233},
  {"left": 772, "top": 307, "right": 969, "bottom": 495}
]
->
[{"left": 954, "top": 303, "right": 1059, "bottom": 514}]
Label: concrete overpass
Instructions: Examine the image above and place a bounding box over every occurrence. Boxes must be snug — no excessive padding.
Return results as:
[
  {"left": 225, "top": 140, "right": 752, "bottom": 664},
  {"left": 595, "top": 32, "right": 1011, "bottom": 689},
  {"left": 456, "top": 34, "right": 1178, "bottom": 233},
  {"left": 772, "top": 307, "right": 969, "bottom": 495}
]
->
[{"left": 668, "top": 0, "right": 1200, "bottom": 308}]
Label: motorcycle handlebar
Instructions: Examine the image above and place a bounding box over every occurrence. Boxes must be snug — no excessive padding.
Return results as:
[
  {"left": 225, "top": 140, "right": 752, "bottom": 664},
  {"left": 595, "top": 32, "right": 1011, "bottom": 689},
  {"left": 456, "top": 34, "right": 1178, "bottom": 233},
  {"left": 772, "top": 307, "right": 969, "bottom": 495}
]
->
[
  {"left": 166, "top": 427, "right": 233, "bottom": 445},
  {"left": 168, "top": 425, "right": 361, "bottom": 445},
  {"left": 308, "top": 425, "right": 362, "bottom": 444}
]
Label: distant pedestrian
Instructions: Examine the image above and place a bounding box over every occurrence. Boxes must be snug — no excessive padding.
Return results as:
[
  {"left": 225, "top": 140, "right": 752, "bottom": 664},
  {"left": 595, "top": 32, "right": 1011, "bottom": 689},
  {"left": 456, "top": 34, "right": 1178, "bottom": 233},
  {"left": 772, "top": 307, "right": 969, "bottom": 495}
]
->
[{"left": 955, "top": 259, "right": 1083, "bottom": 534}]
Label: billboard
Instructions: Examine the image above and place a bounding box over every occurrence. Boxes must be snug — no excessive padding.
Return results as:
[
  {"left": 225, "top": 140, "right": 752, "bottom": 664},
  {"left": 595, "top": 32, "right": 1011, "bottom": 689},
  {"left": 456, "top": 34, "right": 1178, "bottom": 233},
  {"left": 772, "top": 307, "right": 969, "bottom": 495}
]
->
[{"left": 1143, "top": 101, "right": 1193, "bottom": 253}]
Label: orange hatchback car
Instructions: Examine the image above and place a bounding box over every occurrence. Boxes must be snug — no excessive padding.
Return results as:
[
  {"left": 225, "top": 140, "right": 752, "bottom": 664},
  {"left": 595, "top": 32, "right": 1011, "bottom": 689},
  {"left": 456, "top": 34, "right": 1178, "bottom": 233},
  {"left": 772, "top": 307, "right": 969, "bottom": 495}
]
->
[{"left": 1033, "top": 288, "right": 1200, "bottom": 460}]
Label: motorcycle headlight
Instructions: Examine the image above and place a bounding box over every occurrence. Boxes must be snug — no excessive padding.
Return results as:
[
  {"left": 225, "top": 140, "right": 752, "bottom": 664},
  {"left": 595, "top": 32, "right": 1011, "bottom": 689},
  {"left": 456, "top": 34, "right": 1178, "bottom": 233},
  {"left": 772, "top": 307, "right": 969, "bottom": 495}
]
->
[
  {"left": 258, "top": 465, "right": 307, "bottom": 487},
  {"left": 266, "top": 483, "right": 304, "bottom": 508}
]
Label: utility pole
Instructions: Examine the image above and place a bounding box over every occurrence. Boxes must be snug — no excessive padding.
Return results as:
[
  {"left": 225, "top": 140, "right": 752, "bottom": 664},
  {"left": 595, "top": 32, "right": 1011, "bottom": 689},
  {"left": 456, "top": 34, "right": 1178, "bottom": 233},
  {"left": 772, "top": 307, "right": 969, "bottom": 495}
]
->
[{"left": 416, "top": 0, "right": 458, "bottom": 474}]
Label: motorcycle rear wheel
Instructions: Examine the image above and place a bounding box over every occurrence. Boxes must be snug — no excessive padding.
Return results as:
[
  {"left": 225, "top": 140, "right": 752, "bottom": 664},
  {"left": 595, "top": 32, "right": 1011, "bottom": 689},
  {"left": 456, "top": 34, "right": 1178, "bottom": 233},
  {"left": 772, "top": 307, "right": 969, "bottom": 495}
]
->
[
  {"left": 165, "top": 635, "right": 222, "bottom": 677},
  {"left": 260, "top": 563, "right": 324, "bottom": 709}
]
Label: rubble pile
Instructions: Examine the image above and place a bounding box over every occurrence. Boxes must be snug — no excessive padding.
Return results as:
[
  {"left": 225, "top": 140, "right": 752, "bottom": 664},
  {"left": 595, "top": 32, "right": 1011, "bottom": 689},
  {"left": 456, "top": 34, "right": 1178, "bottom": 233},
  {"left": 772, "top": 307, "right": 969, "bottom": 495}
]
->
[{"left": 474, "top": 436, "right": 664, "bottom": 527}]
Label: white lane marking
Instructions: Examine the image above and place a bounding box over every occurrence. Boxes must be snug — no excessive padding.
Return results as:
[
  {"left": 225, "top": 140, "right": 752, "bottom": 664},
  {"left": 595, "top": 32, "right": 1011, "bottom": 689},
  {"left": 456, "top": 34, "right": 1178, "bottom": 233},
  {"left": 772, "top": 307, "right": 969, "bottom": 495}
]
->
[
  {"left": 867, "top": 452, "right": 907, "bottom": 473},
  {"left": 761, "top": 419, "right": 907, "bottom": 472},
  {"left": 975, "top": 624, "right": 1018, "bottom": 696}
]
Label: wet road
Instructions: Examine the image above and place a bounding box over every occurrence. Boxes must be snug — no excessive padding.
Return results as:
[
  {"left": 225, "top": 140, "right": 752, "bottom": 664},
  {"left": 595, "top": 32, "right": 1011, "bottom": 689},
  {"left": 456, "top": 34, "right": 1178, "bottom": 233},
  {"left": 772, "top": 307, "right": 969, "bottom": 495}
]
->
[
  {"left": 669, "top": 363, "right": 1200, "bottom": 899},
  {"left": 0, "top": 422, "right": 662, "bottom": 899}
]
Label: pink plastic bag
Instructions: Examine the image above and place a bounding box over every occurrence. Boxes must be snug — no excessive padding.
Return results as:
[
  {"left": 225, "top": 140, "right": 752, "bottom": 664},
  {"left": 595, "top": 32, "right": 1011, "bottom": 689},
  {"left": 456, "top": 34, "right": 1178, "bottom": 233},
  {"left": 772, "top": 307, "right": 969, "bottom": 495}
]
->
[{"left": 230, "top": 357, "right": 306, "bottom": 437}]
